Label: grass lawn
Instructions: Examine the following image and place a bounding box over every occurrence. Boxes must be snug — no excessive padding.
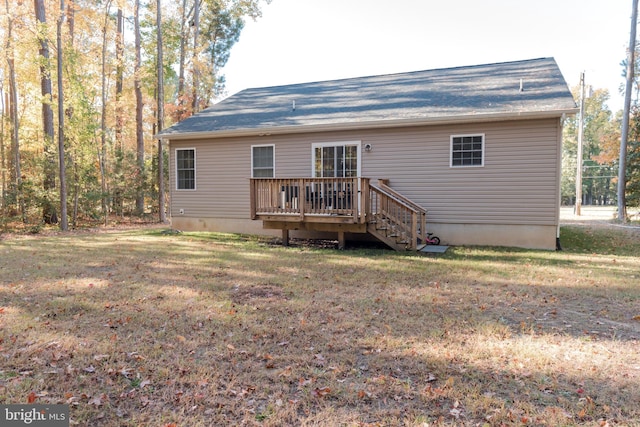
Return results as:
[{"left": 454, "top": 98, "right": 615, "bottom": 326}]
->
[{"left": 0, "top": 224, "right": 639, "bottom": 426}]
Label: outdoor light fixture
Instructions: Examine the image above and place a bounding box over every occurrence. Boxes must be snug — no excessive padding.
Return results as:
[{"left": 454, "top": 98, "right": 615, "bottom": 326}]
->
[{"left": 364, "top": 143, "right": 372, "bottom": 152}]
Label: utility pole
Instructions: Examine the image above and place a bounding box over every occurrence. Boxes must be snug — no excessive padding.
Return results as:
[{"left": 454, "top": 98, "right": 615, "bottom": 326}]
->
[
  {"left": 575, "top": 72, "right": 585, "bottom": 216},
  {"left": 619, "top": 0, "right": 638, "bottom": 222}
]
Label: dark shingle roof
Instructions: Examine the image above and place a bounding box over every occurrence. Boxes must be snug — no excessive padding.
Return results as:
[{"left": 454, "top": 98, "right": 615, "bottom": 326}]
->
[{"left": 159, "top": 58, "right": 577, "bottom": 139}]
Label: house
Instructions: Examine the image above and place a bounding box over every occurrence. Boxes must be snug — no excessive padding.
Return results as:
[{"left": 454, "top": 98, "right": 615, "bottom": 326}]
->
[{"left": 158, "top": 58, "right": 577, "bottom": 250}]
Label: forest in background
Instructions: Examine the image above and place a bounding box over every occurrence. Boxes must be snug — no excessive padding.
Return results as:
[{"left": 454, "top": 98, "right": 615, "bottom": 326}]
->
[
  {"left": 561, "top": 71, "right": 640, "bottom": 211},
  {"left": 1, "top": 0, "right": 266, "bottom": 230},
  {"left": 1, "top": 0, "right": 639, "bottom": 232}
]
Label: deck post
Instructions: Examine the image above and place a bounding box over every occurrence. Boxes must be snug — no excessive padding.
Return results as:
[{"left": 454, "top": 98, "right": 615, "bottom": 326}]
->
[
  {"left": 362, "top": 178, "right": 370, "bottom": 224},
  {"left": 410, "top": 212, "right": 418, "bottom": 251},
  {"left": 249, "top": 179, "right": 257, "bottom": 219},
  {"left": 282, "top": 229, "right": 289, "bottom": 246},
  {"left": 298, "top": 178, "right": 305, "bottom": 220},
  {"left": 337, "top": 231, "right": 345, "bottom": 250}
]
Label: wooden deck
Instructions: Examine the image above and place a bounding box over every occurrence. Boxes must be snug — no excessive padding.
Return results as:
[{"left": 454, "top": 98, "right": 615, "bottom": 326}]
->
[{"left": 250, "top": 178, "right": 431, "bottom": 251}]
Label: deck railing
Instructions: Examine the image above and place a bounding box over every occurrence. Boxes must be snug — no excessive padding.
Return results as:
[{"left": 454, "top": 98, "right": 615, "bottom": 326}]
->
[
  {"left": 369, "top": 183, "right": 426, "bottom": 250},
  {"left": 250, "top": 177, "right": 427, "bottom": 250},
  {"left": 376, "top": 180, "right": 428, "bottom": 244},
  {"left": 250, "top": 177, "right": 370, "bottom": 223}
]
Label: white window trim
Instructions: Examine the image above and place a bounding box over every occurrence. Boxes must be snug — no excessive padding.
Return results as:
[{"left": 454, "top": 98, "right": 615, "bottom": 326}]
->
[
  {"left": 251, "top": 144, "right": 276, "bottom": 178},
  {"left": 175, "top": 147, "right": 197, "bottom": 191},
  {"left": 450, "top": 133, "right": 485, "bottom": 168},
  {"left": 311, "top": 141, "right": 362, "bottom": 177}
]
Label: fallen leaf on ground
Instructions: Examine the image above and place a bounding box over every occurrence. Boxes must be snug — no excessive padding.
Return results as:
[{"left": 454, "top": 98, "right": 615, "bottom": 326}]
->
[
  {"left": 313, "top": 387, "right": 331, "bottom": 398},
  {"left": 357, "top": 390, "right": 372, "bottom": 399},
  {"left": 278, "top": 366, "right": 292, "bottom": 377},
  {"left": 88, "top": 394, "right": 104, "bottom": 407},
  {"left": 298, "top": 378, "right": 314, "bottom": 387},
  {"left": 450, "top": 408, "right": 462, "bottom": 419}
]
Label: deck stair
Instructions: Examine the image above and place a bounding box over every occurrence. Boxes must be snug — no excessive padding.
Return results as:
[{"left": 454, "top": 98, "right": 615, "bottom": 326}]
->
[{"left": 366, "top": 180, "right": 430, "bottom": 251}]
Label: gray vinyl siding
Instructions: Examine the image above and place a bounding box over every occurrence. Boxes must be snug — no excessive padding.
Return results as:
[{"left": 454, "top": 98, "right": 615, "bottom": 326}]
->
[
  {"left": 169, "top": 118, "right": 561, "bottom": 226},
  {"left": 359, "top": 119, "right": 560, "bottom": 225},
  {"left": 169, "top": 135, "right": 311, "bottom": 219}
]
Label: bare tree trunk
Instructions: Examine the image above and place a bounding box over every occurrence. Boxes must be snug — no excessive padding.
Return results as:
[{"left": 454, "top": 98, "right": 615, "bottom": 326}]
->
[
  {"left": 100, "top": 0, "right": 112, "bottom": 225},
  {"left": 1, "top": 86, "right": 6, "bottom": 212},
  {"left": 191, "top": 0, "right": 200, "bottom": 113},
  {"left": 177, "top": 0, "right": 188, "bottom": 98},
  {"left": 157, "top": 0, "right": 166, "bottom": 223},
  {"left": 5, "top": 0, "right": 24, "bottom": 222},
  {"left": 134, "top": 0, "right": 145, "bottom": 215},
  {"left": 113, "top": 6, "right": 124, "bottom": 216},
  {"left": 66, "top": 0, "right": 76, "bottom": 227},
  {"left": 618, "top": 0, "right": 638, "bottom": 222},
  {"left": 33, "top": 0, "right": 58, "bottom": 224},
  {"left": 72, "top": 160, "right": 79, "bottom": 228},
  {"left": 34, "top": 0, "right": 58, "bottom": 224},
  {"left": 66, "top": 0, "right": 74, "bottom": 42},
  {"left": 57, "top": 0, "right": 68, "bottom": 230}
]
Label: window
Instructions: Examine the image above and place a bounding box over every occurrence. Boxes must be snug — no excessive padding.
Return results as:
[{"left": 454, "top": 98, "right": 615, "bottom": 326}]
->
[
  {"left": 252, "top": 145, "right": 275, "bottom": 177},
  {"left": 312, "top": 142, "right": 360, "bottom": 177},
  {"left": 176, "top": 148, "right": 196, "bottom": 190},
  {"left": 451, "top": 134, "right": 484, "bottom": 167}
]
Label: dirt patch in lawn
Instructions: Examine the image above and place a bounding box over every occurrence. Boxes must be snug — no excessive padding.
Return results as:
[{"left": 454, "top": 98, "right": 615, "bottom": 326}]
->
[{"left": 230, "top": 283, "right": 289, "bottom": 305}]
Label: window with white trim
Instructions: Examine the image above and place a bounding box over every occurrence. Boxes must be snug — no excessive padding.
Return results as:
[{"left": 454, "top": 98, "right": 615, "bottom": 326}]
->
[
  {"left": 312, "top": 142, "right": 360, "bottom": 177},
  {"left": 251, "top": 145, "right": 275, "bottom": 177},
  {"left": 451, "top": 134, "right": 484, "bottom": 167},
  {"left": 176, "top": 148, "right": 196, "bottom": 190}
]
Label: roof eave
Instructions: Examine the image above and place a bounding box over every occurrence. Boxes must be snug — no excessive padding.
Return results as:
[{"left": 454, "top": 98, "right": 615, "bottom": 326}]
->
[{"left": 157, "top": 108, "right": 579, "bottom": 142}]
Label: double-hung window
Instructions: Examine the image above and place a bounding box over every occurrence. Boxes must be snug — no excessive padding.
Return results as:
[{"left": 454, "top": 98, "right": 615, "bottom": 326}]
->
[
  {"left": 450, "top": 134, "right": 484, "bottom": 167},
  {"left": 251, "top": 145, "right": 275, "bottom": 178},
  {"left": 176, "top": 148, "right": 196, "bottom": 190}
]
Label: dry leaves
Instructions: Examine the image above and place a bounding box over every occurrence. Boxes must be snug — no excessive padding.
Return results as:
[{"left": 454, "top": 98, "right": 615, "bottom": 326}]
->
[{"left": 0, "top": 226, "right": 638, "bottom": 425}]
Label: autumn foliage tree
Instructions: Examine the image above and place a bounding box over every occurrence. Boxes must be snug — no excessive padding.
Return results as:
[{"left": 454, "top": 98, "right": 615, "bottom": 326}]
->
[
  {"left": 597, "top": 106, "right": 640, "bottom": 208},
  {"left": 562, "top": 87, "right": 618, "bottom": 206},
  {"left": 0, "top": 0, "right": 268, "bottom": 229},
  {"left": 590, "top": 45, "right": 640, "bottom": 211}
]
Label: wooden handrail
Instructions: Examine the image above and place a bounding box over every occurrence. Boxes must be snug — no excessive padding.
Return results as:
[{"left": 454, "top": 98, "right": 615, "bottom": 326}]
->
[
  {"left": 376, "top": 180, "right": 427, "bottom": 244},
  {"left": 370, "top": 185, "right": 421, "bottom": 214},
  {"left": 369, "top": 183, "right": 428, "bottom": 250},
  {"left": 378, "top": 179, "right": 427, "bottom": 215},
  {"left": 250, "top": 177, "right": 368, "bottom": 223}
]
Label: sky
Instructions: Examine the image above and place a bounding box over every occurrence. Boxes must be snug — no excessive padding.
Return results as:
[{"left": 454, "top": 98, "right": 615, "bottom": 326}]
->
[{"left": 220, "top": 0, "right": 635, "bottom": 112}]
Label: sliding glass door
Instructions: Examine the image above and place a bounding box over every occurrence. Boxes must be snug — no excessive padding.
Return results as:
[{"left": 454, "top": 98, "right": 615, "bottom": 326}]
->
[
  {"left": 311, "top": 142, "right": 361, "bottom": 211},
  {"left": 313, "top": 142, "right": 360, "bottom": 178}
]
